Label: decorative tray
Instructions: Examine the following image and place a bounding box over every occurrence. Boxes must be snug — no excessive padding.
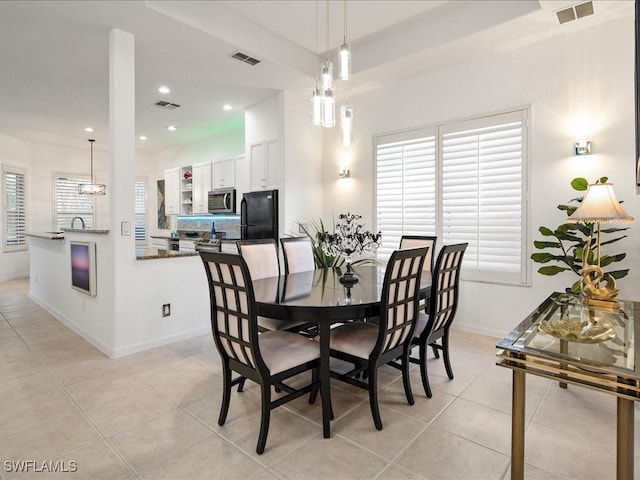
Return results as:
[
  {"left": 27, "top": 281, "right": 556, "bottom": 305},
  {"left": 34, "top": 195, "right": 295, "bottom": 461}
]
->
[{"left": 538, "top": 318, "right": 615, "bottom": 344}]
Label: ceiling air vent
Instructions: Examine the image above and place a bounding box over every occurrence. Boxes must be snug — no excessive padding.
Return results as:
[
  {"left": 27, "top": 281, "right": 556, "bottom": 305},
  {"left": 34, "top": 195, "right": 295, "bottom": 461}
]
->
[
  {"left": 230, "top": 51, "right": 261, "bottom": 66},
  {"left": 154, "top": 100, "right": 180, "bottom": 110},
  {"left": 556, "top": 1, "right": 594, "bottom": 24}
]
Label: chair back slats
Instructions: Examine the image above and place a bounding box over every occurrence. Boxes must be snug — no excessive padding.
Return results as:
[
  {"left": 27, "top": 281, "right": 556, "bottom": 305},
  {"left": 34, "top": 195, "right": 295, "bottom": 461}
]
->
[
  {"left": 237, "top": 239, "right": 280, "bottom": 280},
  {"left": 201, "top": 252, "right": 265, "bottom": 372},
  {"left": 281, "top": 237, "right": 315, "bottom": 274},
  {"left": 377, "top": 247, "right": 428, "bottom": 355},
  {"left": 399, "top": 235, "right": 437, "bottom": 273},
  {"left": 428, "top": 244, "right": 467, "bottom": 335}
]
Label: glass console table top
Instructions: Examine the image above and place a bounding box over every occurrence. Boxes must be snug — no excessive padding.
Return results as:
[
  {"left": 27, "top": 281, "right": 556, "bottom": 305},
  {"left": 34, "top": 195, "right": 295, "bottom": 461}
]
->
[{"left": 502, "top": 292, "right": 637, "bottom": 374}]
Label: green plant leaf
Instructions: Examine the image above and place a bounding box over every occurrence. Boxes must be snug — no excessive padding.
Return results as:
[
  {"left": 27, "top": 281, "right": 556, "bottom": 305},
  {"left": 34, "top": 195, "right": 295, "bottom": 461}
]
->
[
  {"left": 533, "top": 241, "right": 562, "bottom": 249},
  {"left": 537, "top": 265, "right": 570, "bottom": 275},
  {"left": 571, "top": 177, "right": 589, "bottom": 191},
  {"left": 539, "top": 226, "right": 554, "bottom": 236},
  {"left": 570, "top": 280, "right": 582, "bottom": 293},
  {"left": 597, "top": 176, "right": 608, "bottom": 184},
  {"left": 606, "top": 269, "right": 629, "bottom": 279}
]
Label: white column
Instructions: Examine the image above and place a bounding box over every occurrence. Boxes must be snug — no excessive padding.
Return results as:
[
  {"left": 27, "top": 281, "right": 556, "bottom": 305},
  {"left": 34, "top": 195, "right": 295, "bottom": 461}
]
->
[{"left": 109, "top": 28, "right": 136, "bottom": 354}]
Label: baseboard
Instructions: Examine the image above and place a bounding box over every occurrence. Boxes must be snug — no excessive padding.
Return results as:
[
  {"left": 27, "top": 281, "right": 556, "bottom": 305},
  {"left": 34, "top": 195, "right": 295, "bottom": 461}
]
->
[
  {"left": 28, "top": 293, "right": 117, "bottom": 358},
  {"left": 112, "top": 327, "right": 210, "bottom": 358},
  {"left": 0, "top": 272, "right": 29, "bottom": 283},
  {"left": 453, "top": 322, "right": 504, "bottom": 340},
  {"left": 28, "top": 294, "right": 210, "bottom": 359}
]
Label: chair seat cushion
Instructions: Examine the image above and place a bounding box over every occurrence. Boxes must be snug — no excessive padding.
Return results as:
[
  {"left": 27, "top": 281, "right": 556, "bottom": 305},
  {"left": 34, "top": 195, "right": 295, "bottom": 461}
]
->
[
  {"left": 329, "top": 322, "right": 379, "bottom": 359},
  {"left": 259, "top": 331, "right": 320, "bottom": 375},
  {"left": 413, "top": 313, "right": 429, "bottom": 338},
  {"left": 257, "top": 316, "right": 309, "bottom": 332}
]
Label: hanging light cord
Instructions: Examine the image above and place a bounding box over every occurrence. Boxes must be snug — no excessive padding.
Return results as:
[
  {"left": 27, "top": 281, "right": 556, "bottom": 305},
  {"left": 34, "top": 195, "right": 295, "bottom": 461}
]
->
[
  {"left": 326, "top": 0, "right": 329, "bottom": 60},
  {"left": 315, "top": 0, "right": 319, "bottom": 77},
  {"left": 344, "top": 0, "right": 347, "bottom": 43},
  {"left": 89, "top": 139, "right": 95, "bottom": 182}
]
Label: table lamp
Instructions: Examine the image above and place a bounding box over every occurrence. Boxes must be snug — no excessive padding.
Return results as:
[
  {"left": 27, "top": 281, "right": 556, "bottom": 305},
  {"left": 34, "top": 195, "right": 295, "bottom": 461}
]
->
[{"left": 566, "top": 182, "right": 633, "bottom": 308}]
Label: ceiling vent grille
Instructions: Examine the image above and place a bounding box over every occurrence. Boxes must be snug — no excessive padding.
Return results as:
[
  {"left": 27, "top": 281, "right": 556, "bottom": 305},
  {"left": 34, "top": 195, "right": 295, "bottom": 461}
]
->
[
  {"left": 154, "top": 100, "right": 180, "bottom": 110},
  {"left": 556, "top": 1, "right": 594, "bottom": 24},
  {"left": 230, "top": 51, "right": 261, "bottom": 66}
]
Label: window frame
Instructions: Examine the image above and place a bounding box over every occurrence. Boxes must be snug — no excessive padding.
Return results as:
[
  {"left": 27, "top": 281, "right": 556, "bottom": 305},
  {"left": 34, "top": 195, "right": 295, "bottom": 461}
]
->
[
  {"left": 374, "top": 107, "right": 530, "bottom": 287},
  {"left": 2, "top": 164, "right": 27, "bottom": 253},
  {"left": 53, "top": 172, "right": 95, "bottom": 231},
  {"left": 135, "top": 177, "right": 148, "bottom": 246}
]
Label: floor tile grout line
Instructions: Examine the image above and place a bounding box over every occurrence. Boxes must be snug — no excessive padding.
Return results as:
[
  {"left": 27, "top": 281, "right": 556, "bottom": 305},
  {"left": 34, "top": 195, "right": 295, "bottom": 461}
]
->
[{"left": 0, "top": 287, "right": 141, "bottom": 477}]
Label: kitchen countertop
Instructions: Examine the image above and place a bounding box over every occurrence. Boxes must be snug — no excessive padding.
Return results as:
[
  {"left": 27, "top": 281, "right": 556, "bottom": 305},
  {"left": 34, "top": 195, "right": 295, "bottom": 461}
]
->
[
  {"left": 63, "top": 228, "right": 110, "bottom": 234},
  {"left": 135, "top": 247, "right": 199, "bottom": 260},
  {"left": 25, "top": 232, "right": 65, "bottom": 240}
]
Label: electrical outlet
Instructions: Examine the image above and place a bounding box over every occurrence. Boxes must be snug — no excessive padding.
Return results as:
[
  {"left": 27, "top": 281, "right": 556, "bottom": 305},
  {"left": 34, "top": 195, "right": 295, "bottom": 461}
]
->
[{"left": 162, "top": 303, "right": 171, "bottom": 317}]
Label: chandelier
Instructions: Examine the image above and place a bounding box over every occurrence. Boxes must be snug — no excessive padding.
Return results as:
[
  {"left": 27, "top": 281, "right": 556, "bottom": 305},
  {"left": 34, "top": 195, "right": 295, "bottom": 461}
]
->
[
  {"left": 312, "top": 0, "right": 352, "bottom": 146},
  {"left": 78, "top": 139, "right": 106, "bottom": 195}
]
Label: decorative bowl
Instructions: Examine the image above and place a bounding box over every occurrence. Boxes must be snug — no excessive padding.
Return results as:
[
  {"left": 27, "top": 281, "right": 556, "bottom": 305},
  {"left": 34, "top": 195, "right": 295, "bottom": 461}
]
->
[{"left": 538, "top": 318, "right": 615, "bottom": 344}]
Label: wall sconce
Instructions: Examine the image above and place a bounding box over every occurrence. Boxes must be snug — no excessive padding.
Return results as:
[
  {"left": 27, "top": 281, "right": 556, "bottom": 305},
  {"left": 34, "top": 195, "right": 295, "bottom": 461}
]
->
[
  {"left": 339, "top": 169, "right": 350, "bottom": 178},
  {"left": 574, "top": 140, "right": 592, "bottom": 155}
]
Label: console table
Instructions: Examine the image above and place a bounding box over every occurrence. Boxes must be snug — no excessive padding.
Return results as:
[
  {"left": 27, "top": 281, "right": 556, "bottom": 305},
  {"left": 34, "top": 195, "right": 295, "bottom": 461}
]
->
[{"left": 496, "top": 292, "right": 640, "bottom": 480}]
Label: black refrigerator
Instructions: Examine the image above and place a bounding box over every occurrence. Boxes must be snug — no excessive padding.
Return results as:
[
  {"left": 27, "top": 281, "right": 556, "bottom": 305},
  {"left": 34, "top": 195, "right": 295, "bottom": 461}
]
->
[{"left": 240, "top": 190, "right": 279, "bottom": 240}]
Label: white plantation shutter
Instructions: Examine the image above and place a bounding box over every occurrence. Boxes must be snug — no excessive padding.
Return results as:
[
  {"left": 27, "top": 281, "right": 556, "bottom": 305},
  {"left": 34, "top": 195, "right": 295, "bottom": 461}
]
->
[
  {"left": 135, "top": 179, "right": 147, "bottom": 243},
  {"left": 376, "top": 128, "right": 436, "bottom": 260},
  {"left": 441, "top": 111, "right": 526, "bottom": 284},
  {"left": 374, "top": 108, "right": 528, "bottom": 286},
  {"left": 55, "top": 174, "right": 94, "bottom": 230},
  {"left": 3, "top": 166, "right": 27, "bottom": 252}
]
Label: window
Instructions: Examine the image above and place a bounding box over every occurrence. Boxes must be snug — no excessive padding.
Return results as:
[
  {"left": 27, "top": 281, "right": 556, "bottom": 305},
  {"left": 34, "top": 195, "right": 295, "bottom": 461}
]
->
[
  {"left": 375, "top": 108, "right": 528, "bottom": 286},
  {"left": 54, "top": 174, "right": 94, "bottom": 230},
  {"left": 3, "top": 165, "right": 27, "bottom": 252},
  {"left": 135, "top": 178, "right": 147, "bottom": 244}
]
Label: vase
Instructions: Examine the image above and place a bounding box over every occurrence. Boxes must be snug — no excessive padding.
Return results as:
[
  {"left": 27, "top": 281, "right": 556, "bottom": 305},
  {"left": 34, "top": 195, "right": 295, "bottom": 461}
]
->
[{"left": 339, "top": 254, "right": 358, "bottom": 286}]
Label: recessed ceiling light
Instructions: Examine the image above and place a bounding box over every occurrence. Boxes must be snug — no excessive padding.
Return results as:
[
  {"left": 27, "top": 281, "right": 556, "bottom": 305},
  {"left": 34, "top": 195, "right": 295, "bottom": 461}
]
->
[
  {"left": 223, "top": 104, "right": 232, "bottom": 111},
  {"left": 84, "top": 127, "right": 94, "bottom": 132},
  {"left": 139, "top": 135, "right": 147, "bottom": 141},
  {"left": 167, "top": 125, "right": 177, "bottom": 131},
  {"left": 158, "top": 86, "right": 170, "bottom": 94}
]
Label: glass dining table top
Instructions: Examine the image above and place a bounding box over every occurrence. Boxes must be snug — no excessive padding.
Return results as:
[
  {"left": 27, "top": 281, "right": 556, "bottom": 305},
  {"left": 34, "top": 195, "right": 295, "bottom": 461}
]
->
[{"left": 498, "top": 292, "right": 639, "bottom": 377}]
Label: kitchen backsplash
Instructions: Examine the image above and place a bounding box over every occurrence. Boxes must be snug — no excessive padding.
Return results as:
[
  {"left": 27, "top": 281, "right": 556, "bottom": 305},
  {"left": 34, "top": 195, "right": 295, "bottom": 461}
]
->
[{"left": 177, "top": 214, "right": 241, "bottom": 239}]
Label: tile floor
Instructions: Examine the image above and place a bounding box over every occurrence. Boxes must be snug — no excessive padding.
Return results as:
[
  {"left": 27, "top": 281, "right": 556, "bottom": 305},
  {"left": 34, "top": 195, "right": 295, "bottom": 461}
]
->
[{"left": 0, "top": 277, "right": 638, "bottom": 480}]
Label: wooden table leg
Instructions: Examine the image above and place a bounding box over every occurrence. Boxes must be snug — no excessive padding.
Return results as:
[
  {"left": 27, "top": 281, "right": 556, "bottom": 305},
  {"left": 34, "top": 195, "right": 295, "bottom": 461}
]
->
[
  {"left": 319, "top": 321, "right": 332, "bottom": 438},
  {"left": 511, "top": 369, "right": 526, "bottom": 480},
  {"left": 616, "top": 397, "right": 634, "bottom": 480}
]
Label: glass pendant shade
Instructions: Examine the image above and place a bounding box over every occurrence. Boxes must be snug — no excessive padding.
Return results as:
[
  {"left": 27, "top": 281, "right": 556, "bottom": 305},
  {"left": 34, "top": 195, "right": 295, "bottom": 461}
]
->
[
  {"left": 322, "top": 89, "right": 335, "bottom": 128},
  {"left": 340, "top": 105, "right": 353, "bottom": 146},
  {"left": 311, "top": 86, "right": 322, "bottom": 126},
  {"left": 339, "top": 43, "right": 350, "bottom": 81},
  {"left": 78, "top": 139, "right": 106, "bottom": 195},
  {"left": 321, "top": 61, "right": 333, "bottom": 91},
  {"left": 78, "top": 183, "right": 106, "bottom": 195}
]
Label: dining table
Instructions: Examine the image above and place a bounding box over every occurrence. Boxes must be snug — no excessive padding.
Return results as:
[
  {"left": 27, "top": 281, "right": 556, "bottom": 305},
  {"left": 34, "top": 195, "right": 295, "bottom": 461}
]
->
[{"left": 251, "top": 264, "right": 432, "bottom": 438}]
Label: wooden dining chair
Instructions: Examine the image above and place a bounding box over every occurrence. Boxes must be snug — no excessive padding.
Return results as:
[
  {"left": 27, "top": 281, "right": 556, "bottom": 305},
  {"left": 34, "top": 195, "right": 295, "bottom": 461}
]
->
[
  {"left": 280, "top": 236, "right": 315, "bottom": 274},
  {"left": 408, "top": 243, "right": 467, "bottom": 398},
  {"left": 327, "top": 247, "right": 428, "bottom": 430},
  {"left": 199, "top": 250, "right": 321, "bottom": 454},
  {"left": 237, "top": 239, "right": 311, "bottom": 333},
  {"left": 399, "top": 235, "right": 437, "bottom": 275}
]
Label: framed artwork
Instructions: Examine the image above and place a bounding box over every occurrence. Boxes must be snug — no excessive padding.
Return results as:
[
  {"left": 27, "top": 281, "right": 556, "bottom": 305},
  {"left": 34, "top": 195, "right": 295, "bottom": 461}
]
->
[
  {"left": 70, "top": 241, "right": 97, "bottom": 296},
  {"left": 157, "top": 179, "right": 169, "bottom": 229}
]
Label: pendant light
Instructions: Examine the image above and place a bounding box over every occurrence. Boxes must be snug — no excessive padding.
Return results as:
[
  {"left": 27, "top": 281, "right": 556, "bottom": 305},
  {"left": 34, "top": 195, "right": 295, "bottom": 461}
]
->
[
  {"left": 321, "top": 0, "right": 335, "bottom": 128},
  {"left": 340, "top": 104, "right": 352, "bottom": 146},
  {"left": 339, "top": 0, "right": 350, "bottom": 81},
  {"left": 311, "top": 1, "right": 322, "bottom": 126},
  {"left": 78, "top": 139, "right": 106, "bottom": 195}
]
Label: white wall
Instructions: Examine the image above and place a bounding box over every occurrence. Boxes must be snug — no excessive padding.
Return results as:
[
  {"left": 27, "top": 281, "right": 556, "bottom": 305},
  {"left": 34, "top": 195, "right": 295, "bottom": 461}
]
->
[
  {"left": 321, "top": 14, "right": 640, "bottom": 337},
  {"left": 0, "top": 133, "right": 31, "bottom": 280}
]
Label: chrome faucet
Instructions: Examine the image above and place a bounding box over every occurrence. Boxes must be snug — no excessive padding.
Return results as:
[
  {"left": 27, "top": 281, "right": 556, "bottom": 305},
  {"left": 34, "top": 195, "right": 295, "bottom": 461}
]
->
[{"left": 71, "top": 217, "right": 85, "bottom": 229}]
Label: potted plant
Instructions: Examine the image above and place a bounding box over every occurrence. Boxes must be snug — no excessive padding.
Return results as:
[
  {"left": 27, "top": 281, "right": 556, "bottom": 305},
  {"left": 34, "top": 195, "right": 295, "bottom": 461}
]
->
[{"left": 531, "top": 176, "right": 630, "bottom": 293}]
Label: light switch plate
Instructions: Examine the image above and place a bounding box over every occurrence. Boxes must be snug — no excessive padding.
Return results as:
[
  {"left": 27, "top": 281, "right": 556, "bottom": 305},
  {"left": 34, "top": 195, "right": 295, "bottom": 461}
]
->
[{"left": 121, "top": 221, "right": 131, "bottom": 236}]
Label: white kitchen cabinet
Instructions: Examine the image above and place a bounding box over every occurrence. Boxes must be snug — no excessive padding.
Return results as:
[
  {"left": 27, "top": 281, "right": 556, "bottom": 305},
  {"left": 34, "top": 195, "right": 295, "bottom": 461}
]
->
[
  {"left": 212, "top": 157, "right": 236, "bottom": 189},
  {"left": 180, "top": 166, "right": 193, "bottom": 215},
  {"left": 164, "top": 167, "right": 180, "bottom": 215},
  {"left": 192, "top": 161, "right": 212, "bottom": 214},
  {"left": 250, "top": 140, "right": 280, "bottom": 190}
]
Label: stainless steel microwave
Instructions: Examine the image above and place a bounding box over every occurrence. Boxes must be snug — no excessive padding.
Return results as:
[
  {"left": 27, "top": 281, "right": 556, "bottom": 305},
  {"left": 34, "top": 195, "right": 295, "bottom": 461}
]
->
[{"left": 208, "top": 188, "right": 236, "bottom": 214}]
